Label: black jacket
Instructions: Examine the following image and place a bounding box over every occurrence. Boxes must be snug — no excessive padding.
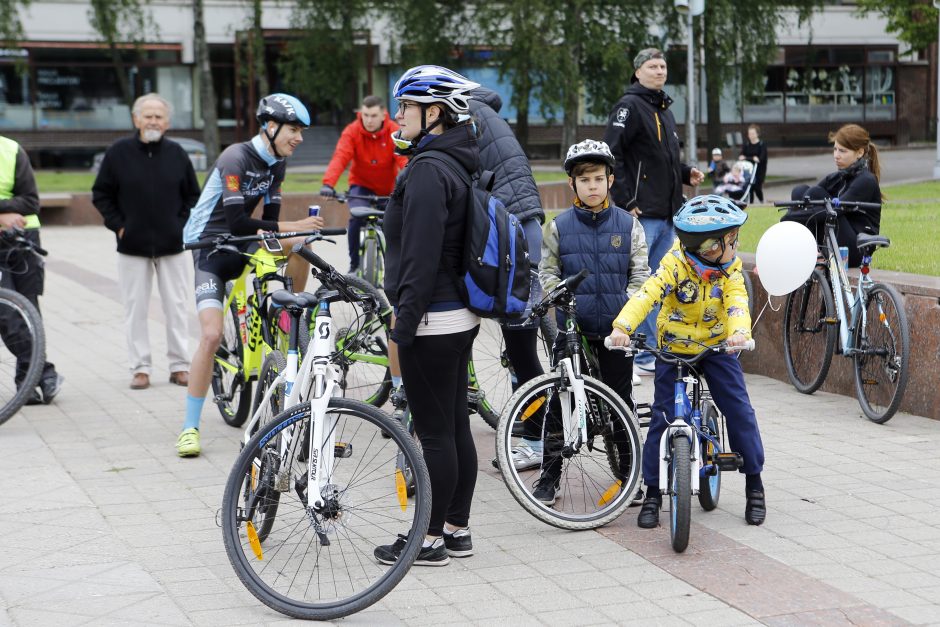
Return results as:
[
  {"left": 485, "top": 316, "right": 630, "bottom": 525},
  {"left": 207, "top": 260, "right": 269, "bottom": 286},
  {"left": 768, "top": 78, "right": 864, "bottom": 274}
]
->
[
  {"left": 92, "top": 135, "right": 200, "bottom": 257},
  {"left": 741, "top": 140, "right": 768, "bottom": 184},
  {"left": 383, "top": 124, "right": 480, "bottom": 346},
  {"left": 468, "top": 87, "right": 544, "bottom": 224},
  {"left": 602, "top": 84, "right": 692, "bottom": 220},
  {"left": 817, "top": 159, "right": 882, "bottom": 235}
]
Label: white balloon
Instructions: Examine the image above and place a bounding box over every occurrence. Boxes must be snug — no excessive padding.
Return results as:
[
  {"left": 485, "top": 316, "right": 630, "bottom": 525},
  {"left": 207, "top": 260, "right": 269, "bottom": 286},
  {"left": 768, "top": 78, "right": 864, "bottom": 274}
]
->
[{"left": 755, "top": 222, "right": 818, "bottom": 296}]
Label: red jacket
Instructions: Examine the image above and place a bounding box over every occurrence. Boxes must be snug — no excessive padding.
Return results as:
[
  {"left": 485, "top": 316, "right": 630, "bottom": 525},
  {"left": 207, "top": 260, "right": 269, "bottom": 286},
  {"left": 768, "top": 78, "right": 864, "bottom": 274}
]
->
[{"left": 322, "top": 112, "right": 407, "bottom": 196}]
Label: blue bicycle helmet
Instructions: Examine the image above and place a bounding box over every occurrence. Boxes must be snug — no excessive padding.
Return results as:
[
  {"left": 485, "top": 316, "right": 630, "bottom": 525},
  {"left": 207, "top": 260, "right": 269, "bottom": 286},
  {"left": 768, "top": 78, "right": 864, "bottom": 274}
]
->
[
  {"left": 392, "top": 65, "right": 479, "bottom": 114},
  {"left": 673, "top": 194, "right": 748, "bottom": 256}
]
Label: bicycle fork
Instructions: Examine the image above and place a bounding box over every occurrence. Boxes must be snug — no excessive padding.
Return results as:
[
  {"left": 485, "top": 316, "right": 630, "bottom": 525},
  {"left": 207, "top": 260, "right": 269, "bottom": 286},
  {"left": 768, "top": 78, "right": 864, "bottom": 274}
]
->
[{"left": 557, "top": 357, "right": 589, "bottom": 456}]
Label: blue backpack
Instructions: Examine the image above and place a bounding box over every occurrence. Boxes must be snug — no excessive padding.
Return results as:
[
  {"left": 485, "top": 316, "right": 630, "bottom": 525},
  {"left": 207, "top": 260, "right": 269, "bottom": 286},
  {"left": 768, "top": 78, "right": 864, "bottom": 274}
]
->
[{"left": 410, "top": 150, "right": 531, "bottom": 318}]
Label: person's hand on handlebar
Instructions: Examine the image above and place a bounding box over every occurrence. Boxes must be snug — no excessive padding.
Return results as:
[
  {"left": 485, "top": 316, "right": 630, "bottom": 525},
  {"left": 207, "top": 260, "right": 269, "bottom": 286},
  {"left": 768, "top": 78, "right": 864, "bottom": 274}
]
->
[
  {"left": 319, "top": 184, "right": 335, "bottom": 198},
  {"left": 725, "top": 333, "right": 753, "bottom": 349},
  {"left": 607, "top": 327, "right": 631, "bottom": 347}
]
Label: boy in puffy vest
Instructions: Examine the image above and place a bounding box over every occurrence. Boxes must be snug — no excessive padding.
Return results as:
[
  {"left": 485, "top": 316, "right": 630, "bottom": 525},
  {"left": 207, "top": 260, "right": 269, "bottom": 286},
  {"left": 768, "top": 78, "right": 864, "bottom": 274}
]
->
[{"left": 521, "top": 139, "right": 650, "bottom": 506}]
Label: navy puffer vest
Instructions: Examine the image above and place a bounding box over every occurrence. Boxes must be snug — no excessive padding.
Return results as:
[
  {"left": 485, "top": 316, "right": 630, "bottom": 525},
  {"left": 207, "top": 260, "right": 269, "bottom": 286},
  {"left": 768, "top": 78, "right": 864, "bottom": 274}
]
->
[{"left": 555, "top": 204, "right": 635, "bottom": 338}]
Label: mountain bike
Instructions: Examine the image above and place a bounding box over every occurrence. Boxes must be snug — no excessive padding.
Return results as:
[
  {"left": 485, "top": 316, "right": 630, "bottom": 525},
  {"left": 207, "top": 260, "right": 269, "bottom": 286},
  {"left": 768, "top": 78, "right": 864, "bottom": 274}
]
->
[
  {"left": 774, "top": 197, "right": 910, "bottom": 423},
  {"left": 495, "top": 269, "right": 643, "bottom": 530},
  {"left": 0, "top": 228, "right": 47, "bottom": 425},
  {"left": 606, "top": 335, "right": 754, "bottom": 553},
  {"left": 220, "top": 243, "right": 430, "bottom": 621},
  {"left": 183, "top": 229, "right": 343, "bottom": 427},
  {"left": 333, "top": 191, "right": 389, "bottom": 289}
]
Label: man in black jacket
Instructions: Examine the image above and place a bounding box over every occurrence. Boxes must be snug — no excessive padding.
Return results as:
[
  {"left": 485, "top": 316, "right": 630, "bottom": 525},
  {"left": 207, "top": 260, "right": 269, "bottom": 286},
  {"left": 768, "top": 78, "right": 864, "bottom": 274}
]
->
[
  {"left": 93, "top": 94, "right": 201, "bottom": 390},
  {"left": 603, "top": 48, "right": 704, "bottom": 372}
]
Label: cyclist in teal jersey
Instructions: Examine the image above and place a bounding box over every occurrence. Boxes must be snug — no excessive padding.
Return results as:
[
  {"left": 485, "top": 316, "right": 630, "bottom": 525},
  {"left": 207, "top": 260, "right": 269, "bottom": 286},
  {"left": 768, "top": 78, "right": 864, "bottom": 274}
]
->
[{"left": 176, "top": 93, "right": 324, "bottom": 457}]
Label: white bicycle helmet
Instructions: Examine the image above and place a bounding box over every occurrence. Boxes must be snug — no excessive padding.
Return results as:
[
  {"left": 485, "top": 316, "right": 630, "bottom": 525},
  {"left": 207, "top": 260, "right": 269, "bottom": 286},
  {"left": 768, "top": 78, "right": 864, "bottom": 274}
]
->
[
  {"left": 563, "top": 139, "right": 616, "bottom": 175},
  {"left": 392, "top": 65, "right": 480, "bottom": 114}
]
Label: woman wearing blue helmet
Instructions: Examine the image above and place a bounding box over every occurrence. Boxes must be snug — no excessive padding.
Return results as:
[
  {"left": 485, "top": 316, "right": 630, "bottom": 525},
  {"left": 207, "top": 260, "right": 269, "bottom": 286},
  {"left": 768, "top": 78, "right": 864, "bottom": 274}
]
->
[
  {"left": 609, "top": 194, "right": 767, "bottom": 527},
  {"left": 374, "top": 65, "right": 482, "bottom": 567}
]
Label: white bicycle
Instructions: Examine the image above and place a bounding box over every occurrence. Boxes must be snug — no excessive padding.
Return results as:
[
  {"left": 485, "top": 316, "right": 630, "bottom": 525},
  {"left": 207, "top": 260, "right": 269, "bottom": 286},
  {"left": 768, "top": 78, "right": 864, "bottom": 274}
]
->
[{"left": 220, "top": 243, "right": 430, "bottom": 621}]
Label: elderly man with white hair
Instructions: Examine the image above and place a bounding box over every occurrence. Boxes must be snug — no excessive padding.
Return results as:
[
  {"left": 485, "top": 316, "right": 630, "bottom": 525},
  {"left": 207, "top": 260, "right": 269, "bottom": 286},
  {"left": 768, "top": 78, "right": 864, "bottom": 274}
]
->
[{"left": 92, "top": 93, "right": 201, "bottom": 390}]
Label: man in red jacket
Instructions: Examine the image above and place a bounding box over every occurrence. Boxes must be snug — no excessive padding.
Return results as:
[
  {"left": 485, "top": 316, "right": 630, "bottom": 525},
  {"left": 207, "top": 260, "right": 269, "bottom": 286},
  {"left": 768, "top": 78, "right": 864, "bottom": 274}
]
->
[{"left": 320, "top": 95, "right": 407, "bottom": 272}]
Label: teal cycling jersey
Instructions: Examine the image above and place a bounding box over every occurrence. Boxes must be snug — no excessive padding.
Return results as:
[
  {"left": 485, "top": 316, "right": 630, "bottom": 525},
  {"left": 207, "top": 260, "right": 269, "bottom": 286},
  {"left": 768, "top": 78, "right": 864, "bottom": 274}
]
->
[{"left": 183, "top": 135, "right": 285, "bottom": 243}]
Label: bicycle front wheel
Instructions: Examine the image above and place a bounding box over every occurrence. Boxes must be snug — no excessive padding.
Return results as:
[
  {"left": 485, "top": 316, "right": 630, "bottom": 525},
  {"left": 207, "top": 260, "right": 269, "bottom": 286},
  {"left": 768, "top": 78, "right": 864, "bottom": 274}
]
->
[
  {"left": 0, "top": 288, "right": 46, "bottom": 425},
  {"left": 221, "top": 398, "right": 431, "bottom": 620},
  {"left": 669, "top": 436, "right": 692, "bottom": 553},
  {"left": 697, "top": 402, "right": 721, "bottom": 512},
  {"left": 360, "top": 237, "right": 382, "bottom": 288},
  {"left": 495, "top": 372, "right": 641, "bottom": 530},
  {"left": 853, "top": 283, "right": 910, "bottom": 424},
  {"left": 783, "top": 268, "right": 837, "bottom": 394},
  {"left": 472, "top": 315, "right": 557, "bottom": 429},
  {"left": 213, "top": 302, "right": 253, "bottom": 427}
]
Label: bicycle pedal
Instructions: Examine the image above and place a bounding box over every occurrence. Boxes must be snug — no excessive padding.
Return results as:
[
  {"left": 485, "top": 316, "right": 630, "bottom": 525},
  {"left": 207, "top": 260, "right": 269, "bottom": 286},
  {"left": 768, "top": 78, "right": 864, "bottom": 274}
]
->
[
  {"left": 334, "top": 442, "right": 353, "bottom": 458},
  {"left": 715, "top": 452, "right": 743, "bottom": 471}
]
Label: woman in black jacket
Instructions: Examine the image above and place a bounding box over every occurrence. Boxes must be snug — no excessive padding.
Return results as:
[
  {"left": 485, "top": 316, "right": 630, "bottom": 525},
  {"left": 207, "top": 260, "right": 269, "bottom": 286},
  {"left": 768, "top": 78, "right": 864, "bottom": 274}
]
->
[
  {"left": 374, "top": 66, "right": 482, "bottom": 567},
  {"left": 784, "top": 123, "right": 883, "bottom": 268},
  {"left": 740, "top": 124, "right": 768, "bottom": 203}
]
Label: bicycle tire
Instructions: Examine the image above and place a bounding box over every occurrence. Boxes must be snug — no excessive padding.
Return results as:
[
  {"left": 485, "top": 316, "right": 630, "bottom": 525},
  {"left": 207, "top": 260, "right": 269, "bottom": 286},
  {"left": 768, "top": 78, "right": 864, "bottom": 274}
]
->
[
  {"left": 669, "top": 435, "right": 692, "bottom": 553},
  {"left": 783, "top": 268, "right": 837, "bottom": 394},
  {"left": 395, "top": 405, "right": 418, "bottom": 498},
  {"left": 221, "top": 398, "right": 431, "bottom": 620},
  {"left": 361, "top": 237, "right": 381, "bottom": 289},
  {"left": 300, "top": 273, "right": 392, "bottom": 407},
  {"left": 474, "top": 314, "right": 558, "bottom": 430},
  {"left": 742, "top": 268, "right": 755, "bottom": 320},
  {"left": 212, "top": 302, "right": 254, "bottom": 427},
  {"left": 495, "top": 372, "right": 642, "bottom": 530},
  {"left": 249, "top": 350, "right": 287, "bottom": 437},
  {"left": 853, "top": 283, "right": 910, "bottom": 424},
  {"left": 0, "top": 288, "right": 46, "bottom": 425},
  {"left": 697, "top": 403, "right": 721, "bottom": 512}
]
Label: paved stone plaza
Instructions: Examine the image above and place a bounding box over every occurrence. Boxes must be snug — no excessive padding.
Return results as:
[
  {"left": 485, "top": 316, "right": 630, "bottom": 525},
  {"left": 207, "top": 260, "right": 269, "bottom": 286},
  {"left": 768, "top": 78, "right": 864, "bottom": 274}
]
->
[{"left": 1, "top": 190, "right": 939, "bottom": 625}]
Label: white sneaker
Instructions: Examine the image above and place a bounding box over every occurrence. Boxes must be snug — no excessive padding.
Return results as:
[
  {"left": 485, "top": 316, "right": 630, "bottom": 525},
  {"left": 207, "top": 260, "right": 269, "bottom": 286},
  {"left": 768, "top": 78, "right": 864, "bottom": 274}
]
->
[
  {"left": 632, "top": 371, "right": 642, "bottom": 386},
  {"left": 511, "top": 442, "right": 542, "bottom": 470}
]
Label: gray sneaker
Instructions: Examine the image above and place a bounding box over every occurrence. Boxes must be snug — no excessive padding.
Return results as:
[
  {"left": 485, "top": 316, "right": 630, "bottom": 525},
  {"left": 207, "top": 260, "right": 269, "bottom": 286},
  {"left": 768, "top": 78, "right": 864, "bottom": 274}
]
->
[{"left": 511, "top": 442, "right": 542, "bottom": 470}]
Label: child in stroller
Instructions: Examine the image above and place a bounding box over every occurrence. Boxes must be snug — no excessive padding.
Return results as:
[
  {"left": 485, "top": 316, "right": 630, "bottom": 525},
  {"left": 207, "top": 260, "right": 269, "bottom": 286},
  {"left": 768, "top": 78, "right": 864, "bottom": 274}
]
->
[{"left": 715, "top": 159, "right": 754, "bottom": 202}]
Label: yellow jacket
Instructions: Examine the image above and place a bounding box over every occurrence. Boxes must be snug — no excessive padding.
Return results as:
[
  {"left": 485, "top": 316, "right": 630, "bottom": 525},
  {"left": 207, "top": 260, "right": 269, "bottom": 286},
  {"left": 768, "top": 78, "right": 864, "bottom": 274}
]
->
[{"left": 612, "top": 242, "right": 751, "bottom": 354}]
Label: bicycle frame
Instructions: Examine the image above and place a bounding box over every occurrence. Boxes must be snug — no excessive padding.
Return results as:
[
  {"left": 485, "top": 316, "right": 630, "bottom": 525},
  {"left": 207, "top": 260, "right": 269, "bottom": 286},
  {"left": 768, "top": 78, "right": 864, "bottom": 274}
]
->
[
  {"left": 657, "top": 367, "right": 719, "bottom": 497},
  {"left": 820, "top": 220, "right": 872, "bottom": 356}
]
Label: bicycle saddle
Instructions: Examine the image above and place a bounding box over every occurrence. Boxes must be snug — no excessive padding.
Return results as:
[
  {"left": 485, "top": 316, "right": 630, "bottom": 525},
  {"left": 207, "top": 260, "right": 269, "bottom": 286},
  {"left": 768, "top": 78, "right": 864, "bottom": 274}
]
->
[
  {"left": 350, "top": 207, "right": 384, "bottom": 220},
  {"left": 271, "top": 290, "right": 320, "bottom": 310},
  {"left": 856, "top": 233, "right": 890, "bottom": 252}
]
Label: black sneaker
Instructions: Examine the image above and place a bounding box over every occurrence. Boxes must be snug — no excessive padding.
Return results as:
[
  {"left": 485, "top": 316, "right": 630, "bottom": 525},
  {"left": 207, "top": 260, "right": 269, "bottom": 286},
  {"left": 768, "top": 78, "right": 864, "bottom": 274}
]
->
[
  {"left": 24, "top": 389, "right": 42, "bottom": 406},
  {"left": 374, "top": 534, "right": 450, "bottom": 567},
  {"left": 637, "top": 496, "right": 661, "bottom": 528},
  {"left": 532, "top": 474, "right": 558, "bottom": 506},
  {"left": 745, "top": 490, "right": 766, "bottom": 526},
  {"left": 40, "top": 373, "right": 64, "bottom": 405},
  {"left": 443, "top": 528, "right": 473, "bottom": 557}
]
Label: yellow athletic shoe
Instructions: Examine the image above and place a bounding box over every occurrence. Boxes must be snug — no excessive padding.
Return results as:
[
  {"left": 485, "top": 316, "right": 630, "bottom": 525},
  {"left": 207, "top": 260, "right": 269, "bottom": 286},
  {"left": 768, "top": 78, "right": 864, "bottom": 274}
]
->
[{"left": 176, "top": 428, "right": 201, "bottom": 457}]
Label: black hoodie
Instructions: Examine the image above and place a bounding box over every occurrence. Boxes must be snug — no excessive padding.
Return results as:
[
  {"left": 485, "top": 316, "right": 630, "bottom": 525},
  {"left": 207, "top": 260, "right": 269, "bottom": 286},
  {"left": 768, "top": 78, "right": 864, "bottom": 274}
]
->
[
  {"left": 383, "top": 123, "right": 480, "bottom": 346},
  {"left": 602, "top": 83, "right": 692, "bottom": 220}
]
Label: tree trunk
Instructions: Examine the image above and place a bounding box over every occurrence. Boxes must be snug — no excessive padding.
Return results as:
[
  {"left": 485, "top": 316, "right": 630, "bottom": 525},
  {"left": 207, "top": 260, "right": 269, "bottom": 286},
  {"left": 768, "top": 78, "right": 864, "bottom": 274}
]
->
[
  {"left": 703, "top": 14, "right": 723, "bottom": 151},
  {"left": 252, "top": 0, "right": 269, "bottom": 97},
  {"left": 516, "top": 101, "right": 530, "bottom": 155},
  {"left": 560, "top": 1, "right": 582, "bottom": 156},
  {"left": 194, "top": 0, "right": 220, "bottom": 164},
  {"left": 107, "top": 41, "right": 134, "bottom": 123}
]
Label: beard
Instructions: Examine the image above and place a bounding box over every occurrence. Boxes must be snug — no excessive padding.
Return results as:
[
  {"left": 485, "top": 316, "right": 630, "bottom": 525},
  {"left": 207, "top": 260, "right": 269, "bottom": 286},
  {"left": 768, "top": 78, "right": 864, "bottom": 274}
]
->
[{"left": 141, "top": 129, "right": 164, "bottom": 143}]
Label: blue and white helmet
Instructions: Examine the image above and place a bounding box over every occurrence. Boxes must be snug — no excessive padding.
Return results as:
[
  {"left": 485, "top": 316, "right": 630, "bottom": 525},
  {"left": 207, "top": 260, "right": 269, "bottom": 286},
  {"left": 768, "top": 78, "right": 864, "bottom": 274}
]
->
[
  {"left": 392, "top": 65, "right": 480, "bottom": 114},
  {"left": 257, "top": 93, "right": 311, "bottom": 127},
  {"left": 674, "top": 194, "right": 748, "bottom": 255}
]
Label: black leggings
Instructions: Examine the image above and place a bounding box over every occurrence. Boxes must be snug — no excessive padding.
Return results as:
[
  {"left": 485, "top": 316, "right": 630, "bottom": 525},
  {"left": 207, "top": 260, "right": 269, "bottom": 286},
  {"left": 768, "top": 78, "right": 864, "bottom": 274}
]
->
[{"left": 398, "top": 327, "right": 479, "bottom": 536}]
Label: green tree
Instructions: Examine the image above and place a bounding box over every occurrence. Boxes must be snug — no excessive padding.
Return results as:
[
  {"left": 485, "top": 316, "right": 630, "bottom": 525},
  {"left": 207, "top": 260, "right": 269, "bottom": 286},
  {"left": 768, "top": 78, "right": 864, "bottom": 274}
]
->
[
  {"left": 88, "top": 0, "right": 158, "bottom": 119},
  {"left": 856, "top": 0, "right": 937, "bottom": 51},
  {"left": 0, "top": 0, "right": 29, "bottom": 47},
  {"left": 701, "top": 0, "right": 821, "bottom": 153},
  {"left": 249, "top": 0, "right": 270, "bottom": 97}
]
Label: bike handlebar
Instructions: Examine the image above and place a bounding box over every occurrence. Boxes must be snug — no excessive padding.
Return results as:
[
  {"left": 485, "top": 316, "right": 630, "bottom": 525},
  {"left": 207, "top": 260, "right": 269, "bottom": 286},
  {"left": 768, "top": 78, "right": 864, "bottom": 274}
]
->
[
  {"left": 773, "top": 197, "right": 881, "bottom": 212},
  {"left": 603, "top": 336, "right": 755, "bottom": 366},
  {"left": 0, "top": 228, "right": 48, "bottom": 256},
  {"left": 528, "top": 269, "right": 590, "bottom": 319},
  {"left": 331, "top": 191, "right": 390, "bottom": 205},
  {"left": 182, "top": 228, "right": 347, "bottom": 251}
]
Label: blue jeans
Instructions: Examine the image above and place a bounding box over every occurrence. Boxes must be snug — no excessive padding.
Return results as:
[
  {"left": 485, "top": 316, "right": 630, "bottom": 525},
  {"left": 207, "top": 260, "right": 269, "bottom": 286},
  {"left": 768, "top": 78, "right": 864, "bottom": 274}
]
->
[{"left": 636, "top": 216, "right": 675, "bottom": 356}]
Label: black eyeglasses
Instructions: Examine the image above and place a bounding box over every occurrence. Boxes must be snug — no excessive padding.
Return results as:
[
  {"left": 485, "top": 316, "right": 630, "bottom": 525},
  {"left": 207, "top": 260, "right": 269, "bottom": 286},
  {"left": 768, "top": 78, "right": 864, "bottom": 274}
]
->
[{"left": 396, "top": 101, "right": 417, "bottom": 115}]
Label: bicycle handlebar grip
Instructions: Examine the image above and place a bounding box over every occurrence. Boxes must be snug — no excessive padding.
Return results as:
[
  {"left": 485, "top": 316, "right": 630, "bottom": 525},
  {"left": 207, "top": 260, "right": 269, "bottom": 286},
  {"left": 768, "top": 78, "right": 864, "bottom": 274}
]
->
[
  {"left": 726, "top": 339, "right": 756, "bottom": 352},
  {"left": 182, "top": 239, "right": 218, "bottom": 251},
  {"left": 566, "top": 268, "right": 590, "bottom": 292},
  {"left": 290, "top": 242, "right": 333, "bottom": 273},
  {"left": 832, "top": 198, "right": 881, "bottom": 211},
  {"left": 319, "top": 227, "right": 348, "bottom": 237}
]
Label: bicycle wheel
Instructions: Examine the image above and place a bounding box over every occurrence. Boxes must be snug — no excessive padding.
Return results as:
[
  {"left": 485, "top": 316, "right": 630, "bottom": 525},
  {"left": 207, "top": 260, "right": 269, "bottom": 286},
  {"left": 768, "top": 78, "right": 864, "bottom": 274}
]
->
[
  {"left": 0, "top": 288, "right": 46, "bottom": 425},
  {"left": 249, "top": 350, "right": 287, "bottom": 437},
  {"left": 783, "top": 268, "right": 837, "bottom": 394},
  {"left": 697, "top": 403, "right": 721, "bottom": 512},
  {"left": 301, "top": 274, "right": 392, "bottom": 407},
  {"left": 394, "top": 405, "right": 418, "bottom": 498},
  {"left": 473, "top": 315, "right": 557, "bottom": 429},
  {"left": 853, "top": 283, "right": 910, "bottom": 424},
  {"left": 360, "top": 237, "right": 381, "bottom": 289},
  {"left": 669, "top": 435, "right": 692, "bottom": 553},
  {"left": 221, "top": 398, "right": 431, "bottom": 620},
  {"left": 213, "top": 302, "right": 254, "bottom": 427},
  {"left": 742, "top": 268, "right": 755, "bottom": 320},
  {"left": 495, "top": 372, "right": 642, "bottom": 530}
]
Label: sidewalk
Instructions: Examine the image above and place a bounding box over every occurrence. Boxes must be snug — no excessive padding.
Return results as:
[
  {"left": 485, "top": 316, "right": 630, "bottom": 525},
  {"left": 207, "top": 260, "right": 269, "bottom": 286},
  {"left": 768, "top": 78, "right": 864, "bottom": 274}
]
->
[{"left": 1, "top": 226, "right": 939, "bottom": 626}]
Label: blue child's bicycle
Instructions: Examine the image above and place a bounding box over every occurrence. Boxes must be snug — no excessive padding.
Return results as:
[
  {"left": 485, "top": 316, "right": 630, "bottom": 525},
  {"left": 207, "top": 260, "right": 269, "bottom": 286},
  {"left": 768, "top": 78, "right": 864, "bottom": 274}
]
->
[{"left": 606, "top": 335, "right": 753, "bottom": 553}]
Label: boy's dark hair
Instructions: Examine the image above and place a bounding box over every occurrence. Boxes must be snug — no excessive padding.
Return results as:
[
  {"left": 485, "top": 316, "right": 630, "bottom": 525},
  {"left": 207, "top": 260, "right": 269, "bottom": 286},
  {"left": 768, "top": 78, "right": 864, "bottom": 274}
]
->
[
  {"left": 570, "top": 161, "right": 610, "bottom": 179},
  {"left": 361, "top": 95, "right": 384, "bottom": 109}
]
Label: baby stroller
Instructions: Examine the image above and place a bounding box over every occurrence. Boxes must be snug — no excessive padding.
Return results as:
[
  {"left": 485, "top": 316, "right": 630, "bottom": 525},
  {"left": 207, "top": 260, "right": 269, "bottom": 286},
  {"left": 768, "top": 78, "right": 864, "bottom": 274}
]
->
[{"left": 715, "top": 158, "right": 755, "bottom": 204}]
